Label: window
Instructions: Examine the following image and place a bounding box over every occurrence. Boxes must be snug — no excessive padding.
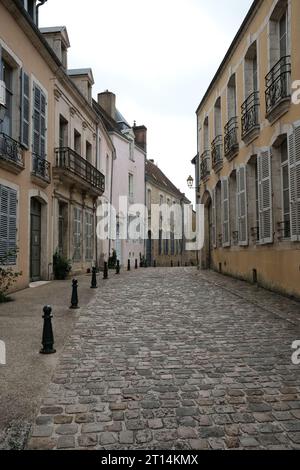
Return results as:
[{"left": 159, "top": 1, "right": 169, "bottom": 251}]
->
[
  {"left": 59, "top": 115, "right": 68, "bottom": 148},
  {"left": 244, "top": 42, "right": 258, "bottom": 98},
  {"left": 269, "top": 1, "right": 288, "bottom": 67},
  {"left": 85, "top": 212, "right": 93, "bottom": 261},
  {"left": 128, "top": 173, "right": 134, "bottom": 201},
  {"left": 227, "top": 74, "right": 237, "bottom": 120},
  {"left": 221, "top": 177, "right": 230, "bottom": 247},
  {"left": 32, "top": 82, "right": 47, "bottom": 158},
  {"left": 129, "top": 140, "right": 134, "bottom": 161},
  {"left": 147, "top": 189, "right": 151, "bottom": 214},
  {"left": 280, "top": 139, "right": 290, "bottom": 238},
  {"left": 0, "top": 185, "right": 17, "bottom": 264},
  {"left": 203, "top": 117, "right": 209, "bottom": 151},
  {"left": 73, "top": 207, "right": 81, "bottom": 261},
  {"left": 74, "top": 130, "right": 81, "bottom": 155},
  {"left": 0, "top": 59, "right": 13, "bottom": 136},
  {"left": 86, "top": 141, "right": 92, "bottom": 163},
  {"left": 279, "top": 11, "right": 287, "bottom": 58},
  {"left": 214, "top": 98, "right": 222, "bottom": 137}
]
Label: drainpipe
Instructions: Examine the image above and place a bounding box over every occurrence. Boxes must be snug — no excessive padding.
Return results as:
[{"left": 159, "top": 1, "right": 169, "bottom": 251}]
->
[{"left": 36, "top": 0, "right": 48, "bottom": 26}]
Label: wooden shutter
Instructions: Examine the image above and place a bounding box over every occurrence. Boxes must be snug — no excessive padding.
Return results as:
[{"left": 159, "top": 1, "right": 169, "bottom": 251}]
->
[
  {"left": 221, "top": 178, "right": 230, "bottom": 247},
  {"left": 212, "top": 187, "right": 217, "bottom": 248},
  {"left": 20, "top": 70, "right": 30, "bottom": 148},
  {"left": 0, "top": 185, "right": 17, "bottom": 264},
  {"left": 258, "top": 149, "right": 273, "bottom": 244},
  {"left": 288, "top": 125, "right": 300, "bottom": 241},
  {"left": 32, "top": 82, "right": 47, "bottom": 157},
  {"left": 237, "top": 165, "right": 248, "bottom": 245}
]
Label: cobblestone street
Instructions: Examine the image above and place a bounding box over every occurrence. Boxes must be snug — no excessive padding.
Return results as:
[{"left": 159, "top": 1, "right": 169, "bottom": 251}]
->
[{"left": 27, "top": 268, "right": 300, "bottom": 450}]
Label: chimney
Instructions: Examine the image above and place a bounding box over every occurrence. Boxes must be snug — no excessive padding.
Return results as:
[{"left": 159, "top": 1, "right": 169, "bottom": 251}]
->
[
  {"left": 98, "top": 91, "right": 116, "bottom": 119},
  {"left": 133, "top": 124, "right": 147, "bottom": 152},
  {"left": 149, "top": 159, "right": 155, "bottom": 163}
]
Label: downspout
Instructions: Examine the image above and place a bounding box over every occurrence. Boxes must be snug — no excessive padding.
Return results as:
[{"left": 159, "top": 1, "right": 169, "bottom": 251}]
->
[{"left": 36, "top": 0, "right": 48, "bottom": 26}]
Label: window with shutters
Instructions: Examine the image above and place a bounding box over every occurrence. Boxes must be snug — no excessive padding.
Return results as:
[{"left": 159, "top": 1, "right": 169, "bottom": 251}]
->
[
  {"left": 32, "top": 82, "right": 47, "bottom": 158},
  {"left": 21, "top": 71, "right": 30, "bottom": 148},
  {"left": 280, "top": 139, "right": 291, "bottom": 239},
  {"left": 237, "top": 165, "right": 248, "bottom": 246},
  {"left": 85, "top": 212, "right": 93, "bottom": 261},
  {"left": 211, "top": 187, "right": 217, "bottom": 248},
  {"left": 0, "top": 185, "right": 17, "bottom": 265},
  {"left": 73, "top": 207, "right": 82, "bottom": 261},
  {"left": 0, "top": 59, "right": 13, "bottom": 137},
  {"left": 288, "top": 125, "right": 300, "bottom": 241},
  {"left": 258, "top": 150, "right": 273, "bottom": 244},
  {"left": 221, "top": 178, "right": 230, "bottom": 247}
]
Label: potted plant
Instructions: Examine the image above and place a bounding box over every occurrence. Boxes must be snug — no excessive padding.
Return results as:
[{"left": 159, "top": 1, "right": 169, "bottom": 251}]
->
[
  {"left": 53, "top": 251, "right": 72, "bottom": 280},
  {"left": 0, "top": 249, "right": 22, "bottom": 303}
]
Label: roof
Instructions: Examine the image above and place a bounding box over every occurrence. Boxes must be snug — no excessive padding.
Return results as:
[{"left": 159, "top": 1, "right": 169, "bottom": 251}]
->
[
  {"left": 196, "top": 0, "right": 261, "bottom": 114},
  {"left": 68, "top": 68, "right": 94, "bottom": 84},
  {"left": 146, "top": 159, "right": 190, "bottom": 202}
]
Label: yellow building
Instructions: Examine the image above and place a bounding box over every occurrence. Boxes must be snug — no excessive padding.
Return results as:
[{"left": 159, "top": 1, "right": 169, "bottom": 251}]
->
[
  {"left": 0, "top": 0, "right": 106, "bottom": 289},
  {"left": 194, "top": 0, "right": 300, "bottom": 298}
]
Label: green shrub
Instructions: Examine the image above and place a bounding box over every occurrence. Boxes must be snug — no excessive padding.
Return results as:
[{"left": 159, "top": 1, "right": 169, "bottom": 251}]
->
[
  {"left": 0, "top": 249, "right": 22, "bottom": 303},
  {"left": 53, "top": 251, "right": 72, "bottom": 280}
]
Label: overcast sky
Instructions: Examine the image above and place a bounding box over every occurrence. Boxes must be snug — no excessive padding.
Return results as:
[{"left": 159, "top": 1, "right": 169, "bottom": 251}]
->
[{"left": 40, "top": 0, "right": 252, "bottom": 204}]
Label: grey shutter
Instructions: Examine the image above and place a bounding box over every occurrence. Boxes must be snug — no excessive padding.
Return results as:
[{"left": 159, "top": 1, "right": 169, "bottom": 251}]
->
[
  {"left": 20, "top": 70, "right": 30, "bottom": 148},
  {"left": 288, "top": 125, "right": 300, "bottom": 241},
  {"left": 212, "top": 187, "right": 217, "bottom": 248},
  {"left": 237, "top": 165, "right": 248, "bottom": 245},
  {"left": 221, "top": 178, "right": 230, "bottom": 247},
  {"left": 73, "top": 208, "right": 82, "bottom": 262},
  {"left": 0, "top": 185, "right": 17, "bottom": 263},
  {"left": 258, "top": 149, "right": 273, "bottom": 244},
  {"left": 32, "top": 82, "right": 47, "bottom": 157}
]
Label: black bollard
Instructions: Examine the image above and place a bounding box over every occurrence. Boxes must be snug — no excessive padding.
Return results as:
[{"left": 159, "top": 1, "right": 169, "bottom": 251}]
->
[
  {"left": 153, "top": 260, "right": 156, "bottom": 268},
  {"left": 91, "top": 266, "right": 97, "bottom": 289},
  {"left": 178, "top": 261, "right": 180, "bottom": 267},
  {"left": 171, "top": 260, "right": 173, "bottom": 268},
  {"left": 116, "top": 260, "right": 120, "bottom": 275},
  {"left": 70, "top": 279, "right": 79, "bottom": 309},
  {"left": 127, "top": 259, "right": 131, "bottom": 271},
  {"left": 103, "top": 262, "right": 108, "bottom": 280},
  {"left": 40, "top": 306, "right": 56, "bottom": 354},
  {"left": 135, "top": 259, "right": 138, "bottom": 270}
]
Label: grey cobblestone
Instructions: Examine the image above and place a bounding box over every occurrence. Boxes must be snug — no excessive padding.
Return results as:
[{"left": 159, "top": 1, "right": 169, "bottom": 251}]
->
[{"left": 26, "top": 268, "right": 300, "bottom": 449}]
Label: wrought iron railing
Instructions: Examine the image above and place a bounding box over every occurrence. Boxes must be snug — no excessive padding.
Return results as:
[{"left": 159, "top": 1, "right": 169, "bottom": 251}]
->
[
  {"left": 265, "top": 55, "right": 291, "bottom": 115},
  {"left": 32, "top": 153, "right": 51, "bottom": 182},
  {"left": 241, "top": 91, "right": 260, "bottom": 138},
  {"left": 200, "top": 150, "right": 210, "bottom": 180},
  {"left": 211, "top": 135, "right": 223, "bottom": 170},
  {"left": 55, "top": 147, "right": 105, "bottom": 192},
  {"left": 0, "top": 132, "right": 24, "bottom": 168},
  {"left": 224, "top": 117, "right": 239, "bottom": 158}
]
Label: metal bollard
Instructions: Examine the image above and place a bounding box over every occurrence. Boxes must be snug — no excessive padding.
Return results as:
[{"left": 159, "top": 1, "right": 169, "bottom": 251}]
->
[
  {"left": 40, "top": 306, "right": 56, "bottom": 354},
  {"left": 70, "top": 279, "right": 79, "bottom": 309},
  {"left": 127, "top": 259, "right": 131, "bottom": 271},
  {"left": 153, "top": 260, "right": 156, "bottom": 268},
  {"left": 135, "top": 259, "right": 138, "bottom": 269},
  {"left": 171, "top": 260, "right": 173, "bottom": 268},
  {"left": 178, "top": 261, "right": 180, "bottom": 267},
  {"left": 116, "top": 260, "right": 120, "bottom": 275},
  {"left": 91, "top": 266, "right": 97, "bottom": 289},
  {"left": 103, "top": 262, "right": 108, "bottom": 280}
]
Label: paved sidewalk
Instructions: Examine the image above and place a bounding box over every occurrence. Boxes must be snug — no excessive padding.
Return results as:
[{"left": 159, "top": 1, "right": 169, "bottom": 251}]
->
[
  {"left": 0, "top": 273, "right": 97, "bottom": 449},
  {"left": 26, "top": 267, "right": 300, "bottom": 450}
]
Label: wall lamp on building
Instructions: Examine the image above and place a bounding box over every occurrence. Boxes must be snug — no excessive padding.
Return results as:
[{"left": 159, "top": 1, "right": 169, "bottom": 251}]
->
[{"left": 187, "top": 175, "right": 195, "bottom": 189}]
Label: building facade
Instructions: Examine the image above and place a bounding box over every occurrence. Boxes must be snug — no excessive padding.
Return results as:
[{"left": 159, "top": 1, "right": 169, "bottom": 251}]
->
[
  {"left": 146, "top": 159, "right": 197, "bottom": 267},
  {"left": 94, "top": 92, "right": 146, "bottom": 268},
  {"left": 0, "top": 0, "right": 106, "bottom": 289},
  {"left": 193, "top": 0, "right": 300, "bottom": 298}
]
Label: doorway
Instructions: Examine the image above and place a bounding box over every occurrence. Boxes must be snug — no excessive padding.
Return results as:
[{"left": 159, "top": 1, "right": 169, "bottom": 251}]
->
[{"left": 30, "top": 198, "right": 41, "bottom": 281}]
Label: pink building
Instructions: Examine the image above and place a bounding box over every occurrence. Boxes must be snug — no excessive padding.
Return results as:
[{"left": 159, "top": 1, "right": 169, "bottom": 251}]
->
[{"left": 93, "top": 92, "right": 146, "bottom": 267}]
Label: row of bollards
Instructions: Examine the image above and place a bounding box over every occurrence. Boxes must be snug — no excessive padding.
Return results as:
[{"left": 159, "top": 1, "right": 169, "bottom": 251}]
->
[{"left": 40, "top": 256, "right": 169, "bottom": 355}]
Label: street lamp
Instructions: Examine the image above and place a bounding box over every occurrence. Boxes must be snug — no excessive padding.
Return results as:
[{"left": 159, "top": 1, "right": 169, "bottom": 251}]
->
[{"left": 187, "top": 175, "right": 194, "bottom": 189}]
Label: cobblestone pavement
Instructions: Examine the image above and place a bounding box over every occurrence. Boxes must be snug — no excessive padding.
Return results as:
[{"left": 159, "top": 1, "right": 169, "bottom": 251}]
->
[{"left": 27, "top": 268, "right": 300, "bottom": 450}]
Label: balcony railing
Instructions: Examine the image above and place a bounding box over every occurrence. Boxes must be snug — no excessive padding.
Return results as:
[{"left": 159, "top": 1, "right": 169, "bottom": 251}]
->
[
  {"left": 32, "top": 153, "right": 51, "bottom": 183},
  {"left": 0, "top": 132, "right": 24, "bottom": 170},
  {"left": 55, "top": 147, "right": 105, "bottom": 193},
  {"left": 224, "top": 117, "right": 239, "bottom": 159},
  {"left": 200, "top": 150, "right": 210, "bottom": 181},
  {"left": 241, "top": 91, "right": 260, "bottom": 139},
  {"left": 211, "top": 135, "right": 223, "bottom": 171},
  {"left": 265, "top": 55, "right": 291, "bottom": 117}
]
